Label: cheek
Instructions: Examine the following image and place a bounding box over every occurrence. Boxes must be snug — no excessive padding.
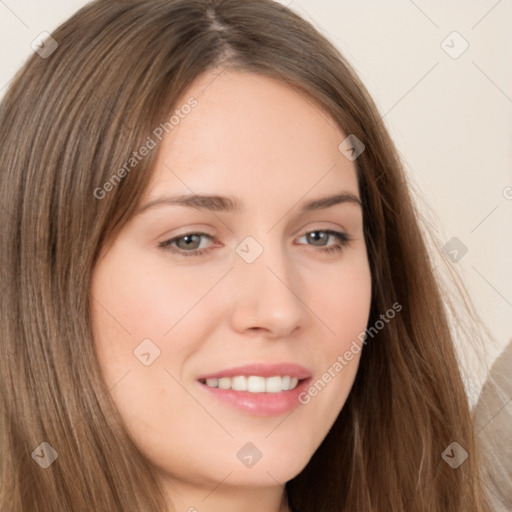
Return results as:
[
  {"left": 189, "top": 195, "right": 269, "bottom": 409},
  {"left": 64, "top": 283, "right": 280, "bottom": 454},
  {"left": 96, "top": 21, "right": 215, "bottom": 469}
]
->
[
  {"left": 90, "top": 243, "right": 227, "bottom": 342},
  {"left": 297, "top": 252, "right": 371, "bottom": 412},
  {"left": 305, "top": 253, "right": 372, "bottom": 349},
  {"left": 89, "top": 242, "right": 230, "bottom": 398}
]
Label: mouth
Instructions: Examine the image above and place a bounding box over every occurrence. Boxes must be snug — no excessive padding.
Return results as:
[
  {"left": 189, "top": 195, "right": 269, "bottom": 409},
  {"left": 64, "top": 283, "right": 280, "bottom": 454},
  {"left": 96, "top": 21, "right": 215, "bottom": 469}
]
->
[{"left": 196, "top": 363, "right": 312, "bottom": 416}]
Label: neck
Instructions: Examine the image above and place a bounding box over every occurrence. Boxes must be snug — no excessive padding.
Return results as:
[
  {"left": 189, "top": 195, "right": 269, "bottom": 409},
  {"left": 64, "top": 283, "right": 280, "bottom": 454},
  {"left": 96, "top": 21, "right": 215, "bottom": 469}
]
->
[{"left": 160, "top": 477, "right": 292, "bottom": 512}]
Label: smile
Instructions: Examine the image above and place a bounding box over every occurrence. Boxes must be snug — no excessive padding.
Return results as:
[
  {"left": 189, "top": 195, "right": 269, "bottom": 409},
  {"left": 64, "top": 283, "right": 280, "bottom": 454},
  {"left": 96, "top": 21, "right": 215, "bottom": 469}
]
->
[{"left": 199, "top": 375, "right": 300, "bottom": 392}]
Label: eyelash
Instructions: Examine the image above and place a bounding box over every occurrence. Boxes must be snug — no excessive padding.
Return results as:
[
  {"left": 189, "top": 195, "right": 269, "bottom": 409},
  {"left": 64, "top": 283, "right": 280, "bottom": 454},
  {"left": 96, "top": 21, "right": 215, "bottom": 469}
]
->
[{"left": 158, "top": 229, "right": 352, "bottom": 257}]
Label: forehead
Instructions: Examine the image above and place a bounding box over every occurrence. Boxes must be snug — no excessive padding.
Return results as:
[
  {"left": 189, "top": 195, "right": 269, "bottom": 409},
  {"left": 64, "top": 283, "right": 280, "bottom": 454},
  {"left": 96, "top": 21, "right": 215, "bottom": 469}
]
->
[{"left": 145, "top": 69, "right": 359, "bottom": 201}]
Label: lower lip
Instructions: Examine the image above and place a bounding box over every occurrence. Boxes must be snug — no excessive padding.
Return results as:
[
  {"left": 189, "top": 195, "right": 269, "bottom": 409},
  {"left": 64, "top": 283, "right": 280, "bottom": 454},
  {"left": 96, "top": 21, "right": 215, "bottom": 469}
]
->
[{"left": 197, "top": 378, "right": 312, "bottom": 416}]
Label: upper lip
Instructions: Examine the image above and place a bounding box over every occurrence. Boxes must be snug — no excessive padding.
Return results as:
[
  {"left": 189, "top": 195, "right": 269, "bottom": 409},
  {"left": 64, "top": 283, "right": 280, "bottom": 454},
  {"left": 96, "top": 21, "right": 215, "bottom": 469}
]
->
[{"left": 197, "top": 363, "right": 312, "bottom": 381}]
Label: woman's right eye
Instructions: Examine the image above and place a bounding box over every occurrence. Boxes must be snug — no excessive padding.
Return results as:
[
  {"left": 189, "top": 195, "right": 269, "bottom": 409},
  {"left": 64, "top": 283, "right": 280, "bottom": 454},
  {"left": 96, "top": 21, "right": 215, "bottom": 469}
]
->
[{"left": 158, "top": 232, "right": 215, "bottom": 257}]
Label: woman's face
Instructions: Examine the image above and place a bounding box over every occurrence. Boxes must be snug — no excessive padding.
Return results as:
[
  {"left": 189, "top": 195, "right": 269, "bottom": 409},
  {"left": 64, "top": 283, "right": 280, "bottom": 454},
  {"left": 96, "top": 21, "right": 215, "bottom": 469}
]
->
[{"left": 90, "top": 69, "right": 372, "bottom": 504}]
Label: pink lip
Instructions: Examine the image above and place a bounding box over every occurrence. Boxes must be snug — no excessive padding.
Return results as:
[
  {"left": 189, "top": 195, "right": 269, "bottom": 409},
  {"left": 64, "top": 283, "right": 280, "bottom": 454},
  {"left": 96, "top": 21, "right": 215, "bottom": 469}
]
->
[
  {"left": 197, "top": 362, "right": 312, "bottom": 381},
  {"left": 196, "top": 363, "right": 313, "bottom": 416}
]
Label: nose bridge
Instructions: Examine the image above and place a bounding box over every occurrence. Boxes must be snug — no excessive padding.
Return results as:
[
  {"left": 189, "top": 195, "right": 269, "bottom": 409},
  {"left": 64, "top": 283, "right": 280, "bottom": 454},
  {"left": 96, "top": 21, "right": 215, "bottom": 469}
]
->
[{"left": 229, "top": 231, "right": 306, "bottom": 335}]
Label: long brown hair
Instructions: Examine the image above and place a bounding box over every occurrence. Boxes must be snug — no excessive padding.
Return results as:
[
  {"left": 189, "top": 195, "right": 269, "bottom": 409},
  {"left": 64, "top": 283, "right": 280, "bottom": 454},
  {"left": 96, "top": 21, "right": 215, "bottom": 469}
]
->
[{"left": 0, "top": 0, "right": 493, "bottom": 510}]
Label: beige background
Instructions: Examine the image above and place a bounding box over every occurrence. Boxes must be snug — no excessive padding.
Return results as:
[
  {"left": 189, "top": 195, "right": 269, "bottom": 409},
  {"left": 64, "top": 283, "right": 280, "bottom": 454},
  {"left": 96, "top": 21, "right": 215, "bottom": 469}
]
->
[{"left": 1, "top": 0, "right": 511, "bottom": 403}]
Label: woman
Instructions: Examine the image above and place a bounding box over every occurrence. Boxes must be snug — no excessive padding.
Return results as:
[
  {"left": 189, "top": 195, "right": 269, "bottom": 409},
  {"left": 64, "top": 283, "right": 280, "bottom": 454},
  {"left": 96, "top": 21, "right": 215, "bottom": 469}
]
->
[{"left": 0, "top": 0, "right": 494, "bottom": 510}]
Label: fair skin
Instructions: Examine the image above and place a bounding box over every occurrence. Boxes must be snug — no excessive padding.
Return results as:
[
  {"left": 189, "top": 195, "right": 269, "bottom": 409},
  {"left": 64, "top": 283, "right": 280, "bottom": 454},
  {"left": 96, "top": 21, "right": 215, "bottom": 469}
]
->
[{"left": 90, "top": 69, "right": 372, "bottom": 512}]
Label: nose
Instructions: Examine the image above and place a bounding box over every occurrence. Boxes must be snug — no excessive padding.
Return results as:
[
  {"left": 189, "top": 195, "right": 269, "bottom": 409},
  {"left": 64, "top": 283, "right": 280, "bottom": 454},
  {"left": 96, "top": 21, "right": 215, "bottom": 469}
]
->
[{"left": 229, "top": 239, "right": 308, "bottom": 339}]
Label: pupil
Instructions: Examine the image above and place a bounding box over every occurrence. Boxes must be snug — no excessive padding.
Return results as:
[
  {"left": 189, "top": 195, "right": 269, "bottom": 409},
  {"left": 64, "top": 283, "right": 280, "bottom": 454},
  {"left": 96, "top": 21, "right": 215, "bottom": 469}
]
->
[
  {"left": 180, "top": 235, "right": 199, "bottom": 249},
  {"left": 308, "top": 231, "right": 326, "bottom": 246}
]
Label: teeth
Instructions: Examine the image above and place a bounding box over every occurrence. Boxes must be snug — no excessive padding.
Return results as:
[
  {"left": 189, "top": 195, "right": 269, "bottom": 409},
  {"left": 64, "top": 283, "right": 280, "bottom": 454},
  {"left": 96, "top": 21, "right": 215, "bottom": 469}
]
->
[
  {"left": 218, "top": 377, "right": 231, "bottom": 390},
  {"left": 202, "top": 375, "right": 300, "bottom": 392},
  {"left": 231, "top": 375, "right": 247, "bottom": 391}
]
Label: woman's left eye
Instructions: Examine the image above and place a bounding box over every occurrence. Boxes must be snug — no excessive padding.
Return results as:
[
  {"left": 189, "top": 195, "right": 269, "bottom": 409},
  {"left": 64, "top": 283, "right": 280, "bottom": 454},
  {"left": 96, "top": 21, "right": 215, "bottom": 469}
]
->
[
  {"left": 158, "top": 229, "right": 352, "bottom": 257},
  {"left": 296, "top": 230, "right": 352, "bottom": 255}
]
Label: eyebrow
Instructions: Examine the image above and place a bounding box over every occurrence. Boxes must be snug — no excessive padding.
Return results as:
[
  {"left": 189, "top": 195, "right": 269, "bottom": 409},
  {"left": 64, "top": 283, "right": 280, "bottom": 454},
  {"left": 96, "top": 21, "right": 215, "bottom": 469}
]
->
[{"left": 137, "top": 191, "right": 362, "bottom": 215}]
